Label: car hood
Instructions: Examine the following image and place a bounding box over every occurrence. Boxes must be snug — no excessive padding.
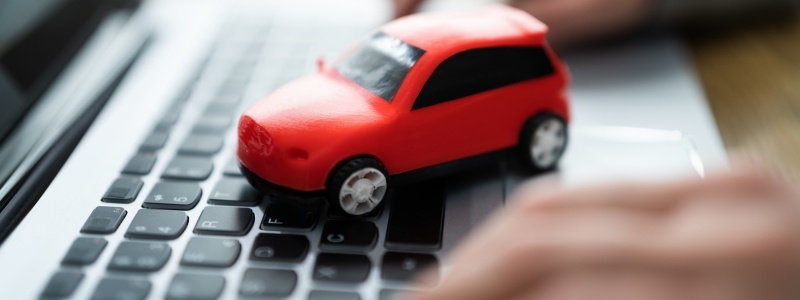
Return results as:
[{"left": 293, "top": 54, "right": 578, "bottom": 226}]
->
[{"left": 240, "top": 72, "right": 388, "bottom": 145}]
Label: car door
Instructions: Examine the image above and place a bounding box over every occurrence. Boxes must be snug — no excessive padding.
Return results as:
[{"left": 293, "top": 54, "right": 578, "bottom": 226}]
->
[{"left": 385, "top": 46, "right": 556, "bottom": 173}]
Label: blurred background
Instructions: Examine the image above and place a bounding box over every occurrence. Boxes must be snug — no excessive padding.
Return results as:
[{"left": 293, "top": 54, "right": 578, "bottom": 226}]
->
[
  {"left": 410, "top": 0, "right": 800, "bottom": 179},
  {"left": 688, "top": 17, "right": 800, "bottom": 180}
]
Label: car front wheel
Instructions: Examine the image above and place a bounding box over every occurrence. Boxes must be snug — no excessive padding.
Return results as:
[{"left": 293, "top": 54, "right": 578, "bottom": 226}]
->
[
  {"left": 520, "top": 113, "right": 567, "bottom": 172},
  {"left": 327, "top": 157, "right": 389, "bottom": 216}
]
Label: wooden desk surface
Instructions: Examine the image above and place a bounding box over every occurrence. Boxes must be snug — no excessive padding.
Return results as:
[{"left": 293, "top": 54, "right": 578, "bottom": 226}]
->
[{"left": 689, "top": 17, "right": 800, "bottom": 179}]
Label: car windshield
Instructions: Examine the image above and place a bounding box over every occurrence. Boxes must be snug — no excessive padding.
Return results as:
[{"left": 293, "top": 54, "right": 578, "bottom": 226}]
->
[{"left": 334, "top": 32, "right": 425, "bottom": 102}]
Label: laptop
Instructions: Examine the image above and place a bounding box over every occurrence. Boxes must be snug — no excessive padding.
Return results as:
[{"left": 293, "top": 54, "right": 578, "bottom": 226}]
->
[{"left": 0, "top": 0, "right": 728, "bottom": 299}]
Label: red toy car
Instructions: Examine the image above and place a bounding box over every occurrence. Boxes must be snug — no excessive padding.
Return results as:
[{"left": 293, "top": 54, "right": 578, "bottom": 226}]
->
[{"left": 238, "top": 5, "right": 570, "bottom": 216}]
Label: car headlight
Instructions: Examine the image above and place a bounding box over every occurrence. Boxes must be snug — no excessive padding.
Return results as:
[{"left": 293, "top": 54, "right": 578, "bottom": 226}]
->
[{"left": 239, "top": 116, "right": 273, "bottom": 156}]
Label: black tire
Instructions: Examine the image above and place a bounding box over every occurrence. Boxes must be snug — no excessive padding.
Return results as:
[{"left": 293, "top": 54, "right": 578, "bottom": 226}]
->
[
  {"left": 326, "top": 157, "right": 389, "bottom": 216},
  {"left": 519, "top": 113, "right": 568, "bottom": 172}
]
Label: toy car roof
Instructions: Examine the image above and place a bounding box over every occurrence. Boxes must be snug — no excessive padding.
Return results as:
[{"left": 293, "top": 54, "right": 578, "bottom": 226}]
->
[{"left": 381, "top": 5, "right": 548, "bottom": 53}]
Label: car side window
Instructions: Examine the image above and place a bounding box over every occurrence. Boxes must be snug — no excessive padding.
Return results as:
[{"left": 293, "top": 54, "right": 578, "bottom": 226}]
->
[{"left": 412, "top": 46, "right": 555, "bottom": 110}]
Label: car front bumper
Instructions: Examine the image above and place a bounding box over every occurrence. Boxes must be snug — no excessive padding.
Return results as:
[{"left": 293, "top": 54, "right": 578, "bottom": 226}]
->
[{"left": 239, "top": 161, "right": 327, "bottom": 207}]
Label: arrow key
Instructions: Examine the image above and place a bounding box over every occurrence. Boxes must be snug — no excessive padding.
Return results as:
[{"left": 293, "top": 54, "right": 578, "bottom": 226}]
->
[{"left": 126, "top": 209, "right": 188, "bottom": 240}]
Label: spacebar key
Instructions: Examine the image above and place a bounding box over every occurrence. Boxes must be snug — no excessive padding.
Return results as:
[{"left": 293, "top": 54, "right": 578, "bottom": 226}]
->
[{"left": 385, "top": 182, "right": 444, "bottom": 251}]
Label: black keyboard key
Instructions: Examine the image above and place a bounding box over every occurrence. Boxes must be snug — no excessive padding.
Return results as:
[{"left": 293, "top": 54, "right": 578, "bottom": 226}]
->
[
  {"left": 223, "top": 158, "right": 242, "bottom": 176},
  {"left": 192, "top": 114, "right": 233, "bottom": 134},
  {"left": 214, "top": 89, "right": 243, "bottom": 106},
  {"left": 166, "top": 273, "right": 225, "bottom": 300},
  {"left": 313, "top": 253, "right": 371, "bottom": 282},
  {"left": 237, "top": 46, "right": 262, "bottom": 65},
  {"left": 108, "top": 241, "right": 170, "bottom": 272},
  {"left": 208, "top": 177, "right": 260, "bottom": 206},
  {"left": 175, "top": 86, "right": 193, "bottom": 102},
  {"left": 156, "top": 109, "right": 181, "bottom": 130},
  {"left": 228, "top": 64, "right": 254, "bottom": 84},
  {"left": 319, "top": 221, "right": 378, "bottom": 251},
  {"left": 139, "top": 130, "right": 169, "bottom": 151},
  {"left": 210, "top": 93, "right": 243, "bottom": 106},
  {"left": 91, "top": 277, "right": 151, "bottom": 300},
  {"left": 62, "top": 237, "right": 107, "bottom": 266},
  {"left": 178, "top": 134, "right": 223, "bottom": 156},
  {"left": 310, "top": 290, "right": 362, "bottom": 300},
  {"left": 40, "top": 270, "right": 83, "bottom": 299},
  {"left": 161, "top": 156, "right": 213, "bottom": 181},
  {"left": 385, "top": 183, "right": 445, "bottom": 251},
  {"left": 249, "top": 233, "right": 308, "bottom": 262},
  {"left": 381, "top": 252, "right": 440, "bottom": 284},
  {"left": 126, "top": 210, "right": 188, "bottom": 239},
  {"left": 102, "top": 177, "right": 143, "bottom": 203},
  {"left": 181, "top": 237, "right": 241, "bottom": 267},
  {"left": 122, "top": 153, "right": 157, "bottom": 175},
  {"left": 261, "top": 202, "right": 318, "bottom": 231},
  {"left": 81, "top": 207, "right": 126, "bottom": 234},
  {"left": 205, "top": 100, "right": 238, "bottom": 114},
  {"left": 143, "top": 182, "right": 202, "bottom": 210},
  {"left": 379, "top": 289, "right": 418, "bottom": 300},
  {"left": 239, "top": 268, "right": 297, "bottom": 297},
  {"left": 194, "top": 207, "right": 253, "bottom": 236}
]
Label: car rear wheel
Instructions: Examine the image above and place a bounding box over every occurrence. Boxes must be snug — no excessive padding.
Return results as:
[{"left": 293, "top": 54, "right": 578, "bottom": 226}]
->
[
  {"left": 327, "top": 157, "right": 389, "bottom": 216},
  {"left": 521, "top": 113, "right": 567, "bottom": 172}
]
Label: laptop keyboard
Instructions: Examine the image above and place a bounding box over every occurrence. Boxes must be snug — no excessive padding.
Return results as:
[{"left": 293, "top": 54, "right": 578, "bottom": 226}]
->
[{"left": 40, "top": 15, "right": 447, "bottom": 300}]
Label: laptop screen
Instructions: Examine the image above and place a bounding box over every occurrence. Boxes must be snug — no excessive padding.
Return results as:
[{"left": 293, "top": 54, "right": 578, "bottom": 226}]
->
[{"left": 0, "top": 0, "right": 136, "bottom": 143}]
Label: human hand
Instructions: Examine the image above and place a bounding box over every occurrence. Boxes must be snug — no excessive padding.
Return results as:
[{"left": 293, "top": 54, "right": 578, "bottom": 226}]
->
[
  {"left": 410, "top": 170, "right": 800, "bottom": 300},
  {"left": 393, "top": 0, "right": 654, "bottom": 48}
]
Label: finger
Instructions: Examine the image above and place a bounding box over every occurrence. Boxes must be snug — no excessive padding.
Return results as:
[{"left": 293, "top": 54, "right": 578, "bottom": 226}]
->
[
  {"left": 393, "top": 0, "right": 424, "bottom": 19},
  {"left": 507, "top": 0, "right": 589, "bottom": 47},
  {"left": 414, "top": 178, "right": 800, "bottom": 300},
  {"left": 510, "top": 169, "right": 784, "bottom": 212},
  {"left": 509, "top": 0, "right": 653, "bottom": 48},
  {"left": 660, "top": 193, "right": 800, "bottom": 267},
  {"left": 509, "top": 174, "right": 800, "bottom": 268},
  {"left": 414, "top": 207, "right": 666, "bottom": 300},
  {"left": 521, "top": 267, "right": 697, "bottom": 300},
  {"left": 520, "top": 262, "right": 800, "bottom": 300},
  {"left": 416, "top": 207, "right": 796, "bottom": 300}
]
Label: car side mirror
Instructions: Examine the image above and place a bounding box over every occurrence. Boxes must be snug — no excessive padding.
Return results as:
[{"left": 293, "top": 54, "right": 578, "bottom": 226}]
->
[{"left": 316, "top": 56, "right": 325, "bottom": 72}]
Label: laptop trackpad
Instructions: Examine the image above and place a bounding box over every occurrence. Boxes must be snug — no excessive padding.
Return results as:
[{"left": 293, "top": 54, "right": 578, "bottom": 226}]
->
[{"left": 441, "top": 125, "right": 706, "bottom": 255}]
